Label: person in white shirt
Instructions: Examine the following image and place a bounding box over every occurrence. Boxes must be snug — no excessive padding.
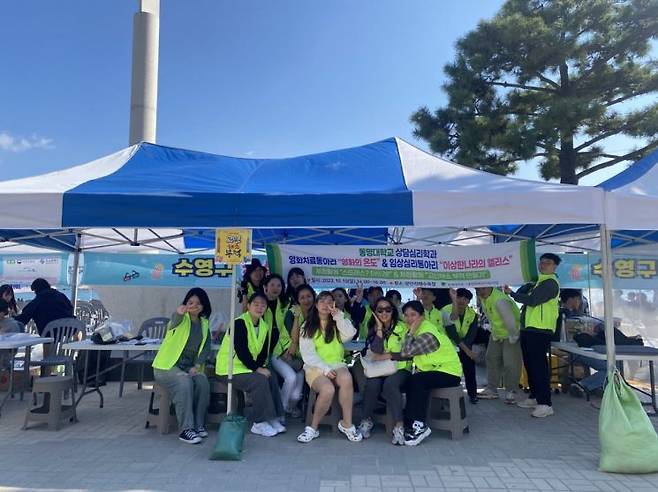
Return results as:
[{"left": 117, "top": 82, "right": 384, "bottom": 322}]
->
[{"left": 297, "top": 291, "right": 362, "bottom": 443}]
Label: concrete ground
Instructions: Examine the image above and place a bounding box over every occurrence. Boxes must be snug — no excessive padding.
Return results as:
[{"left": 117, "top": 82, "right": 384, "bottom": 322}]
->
[{"left": 0, "top": 378, "right": 657, "bottom": 492}]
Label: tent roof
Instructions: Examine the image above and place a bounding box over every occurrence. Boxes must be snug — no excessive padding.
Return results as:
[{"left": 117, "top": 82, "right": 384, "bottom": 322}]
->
[
  {"left": 490, "top": 146, "right": 658, "bottom": 245},
  {"left": 0, "top": 137, "right": 604, "bottom": 235}
]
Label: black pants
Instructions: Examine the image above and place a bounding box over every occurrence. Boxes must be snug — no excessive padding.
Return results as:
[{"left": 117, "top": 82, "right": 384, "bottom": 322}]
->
[
  {"left": 521, "top": 329, "right": 553, "bottom": 406},
  {"left": 459, "top": 327, "right": 490, "bottom": 398},
  {"left": 404, "top": 371, "right": 462, "bottom": 425}
]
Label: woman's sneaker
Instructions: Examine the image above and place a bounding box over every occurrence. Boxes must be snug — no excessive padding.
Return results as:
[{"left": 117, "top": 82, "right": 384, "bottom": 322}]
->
[
  {"left": 504, "top": 392, "right": 517, "bottom": 405},
  {"left": 297, "top": 426, "right": 320, "bottom": 443},
  {"left": 251, "top": 421, "right": 277, "bottom": 437},
  {"left": 391, "top": 425, "right": 405, "bottom": 446},
  {"left": 338, "top": 420, "right": 363, "bottom": 442},
  {"left": 358, "top": 418, "right": 374, "bottom": 439},
  {"left": 179, "top": 429, "right": 202, "bottom": 444},
  {"left": 268, "top": 419, "right": 287, "bottom": 434},
  {"left": 195, "top": 426, "right": 208, "bottom": 438},
  {"left": 478, "top": 388, "right": 499, "bottom": 399},
  {"left": 517, "top": 397, "right": 538, "bottom": 409},
  {"left": 404, "top": 421, "right": 431, "bottom": 446}
]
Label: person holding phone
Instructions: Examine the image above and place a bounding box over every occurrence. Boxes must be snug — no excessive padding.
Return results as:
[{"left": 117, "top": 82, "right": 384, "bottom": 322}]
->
[
  {"left": 297, "top": 291, "right": 362, "bottom": 443},
  {"left": 152, "top": 288, "right": 212, "bottom": 445},
  {"left": 358, "top": 296, "right": 410, "bottom": 445}
]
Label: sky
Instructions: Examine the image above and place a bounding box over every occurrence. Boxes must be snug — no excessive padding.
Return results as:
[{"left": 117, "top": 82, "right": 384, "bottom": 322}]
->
[{"left": 0, "top": 0, "right": 640, "bottom": 185}]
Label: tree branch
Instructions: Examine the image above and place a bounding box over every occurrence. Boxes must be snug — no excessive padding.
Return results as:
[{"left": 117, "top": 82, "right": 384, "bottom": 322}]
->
[
  {"left": 576, "top": 142, "right": 658, "bottom": 179},
  {"left": 484, "top": 80, "right": 557, "bottom": 93},
  {"left": 535, "top": 72, "right": 561, "bottom": 89}
]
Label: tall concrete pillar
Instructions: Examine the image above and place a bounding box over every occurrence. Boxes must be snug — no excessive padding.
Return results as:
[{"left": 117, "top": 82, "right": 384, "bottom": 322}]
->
[{"left": 129, "top": 0, "right": 160, "bottom": 145}]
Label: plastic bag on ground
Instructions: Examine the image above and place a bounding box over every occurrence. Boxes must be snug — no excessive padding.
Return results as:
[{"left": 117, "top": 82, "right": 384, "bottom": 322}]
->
[{"left": 599, "top": 370, "right": 658, "bottom": 473}]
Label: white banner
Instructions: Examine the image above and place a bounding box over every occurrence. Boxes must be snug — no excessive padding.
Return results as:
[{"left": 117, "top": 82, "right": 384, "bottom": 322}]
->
[{"left": 267, "top": 241, "right": 537, "bottom": 288}]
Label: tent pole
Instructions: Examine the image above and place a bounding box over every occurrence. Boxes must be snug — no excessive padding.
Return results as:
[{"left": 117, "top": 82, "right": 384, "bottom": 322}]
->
[
  {"left": 599, "top": 224, "right": 617, "bottom": 373},
  {"left": 70, "top": 231, "right": 82, "bottom": 311},
  {"left": 226, "top": 264, "right": 238, "bottom": 413}
]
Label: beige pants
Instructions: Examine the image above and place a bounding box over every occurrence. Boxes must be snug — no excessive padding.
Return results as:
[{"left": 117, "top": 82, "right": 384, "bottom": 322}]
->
[{"left": 485, "top": 338, "right": 522, "bottom": 393}]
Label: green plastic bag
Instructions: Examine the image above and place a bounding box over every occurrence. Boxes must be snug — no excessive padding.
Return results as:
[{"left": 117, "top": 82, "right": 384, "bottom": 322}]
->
[
  {"left": 209, "top": 413, "right": 248, "bottom": 461},
  {"left": 599, "top": 370, "right": 658, "bottom": 473}
]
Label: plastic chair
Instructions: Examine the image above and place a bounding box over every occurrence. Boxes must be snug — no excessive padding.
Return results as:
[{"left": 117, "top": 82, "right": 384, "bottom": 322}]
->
[
  {"left": 426, "top": 385, "right": 469, "bottom": 440},
  {"left": 30, "top": 318, "right": 84, "bottom": 393},
  {"left": 118, "top": 317, "right": 169, "bottom": 397},
  {"left": 23, "top": 375, "right": 77, "bottom": 431}
]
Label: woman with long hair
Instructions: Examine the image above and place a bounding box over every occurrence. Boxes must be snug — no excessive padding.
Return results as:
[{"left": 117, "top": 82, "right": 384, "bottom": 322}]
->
[
  {"left": 297, "top": 291, "right": 362, "bottom": 443},
  {"left": 0, "top": 285, "right": 18, "bottom": 315},
  {"left": 357, "top": 296, "right": 410, "bottom": 445},
  {"left": 152, "top": 288, "right": 212, "bottom": 444},
  {"left": 216, "top": 292, "right": 284, "bottom": 437},
  {"left": 285, "top": 284, "right": 316, "bottom": 358},
  {"left": 239, "top": 259, "right": 266, "bottom": 312},
  {"left": 284, "top": 268, "right": 307, "bottom": 307},
  {"left": 263, "top": 274, "right": 304, "bottom": 418}
]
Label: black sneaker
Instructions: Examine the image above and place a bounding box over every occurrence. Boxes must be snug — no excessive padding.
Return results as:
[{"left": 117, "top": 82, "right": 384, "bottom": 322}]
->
[
  {"left": 404, "top": 421, "right": 431, "bottom": 446},
  {"left": 469, "top": 395, "right": 479, "bottom": 404},
  {"left": 195, "top": 426, "right": 208, "bottom": 438},
  {"left": 179, "top": 429, "right": 202, "bottom": 444}
]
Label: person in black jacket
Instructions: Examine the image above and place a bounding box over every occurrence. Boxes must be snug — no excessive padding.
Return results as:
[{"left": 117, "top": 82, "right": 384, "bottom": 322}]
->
[{"left": 15, "top": 278, "right": 74, "bottom": 335}]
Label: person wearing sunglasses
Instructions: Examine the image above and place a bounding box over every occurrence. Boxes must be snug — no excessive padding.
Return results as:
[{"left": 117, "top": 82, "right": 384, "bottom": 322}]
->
[
  {"left": 370, "top": 300, "right": 462, "bottom": 446},
  {"left": 357, "top": 297, "right": 411, "bottom": 445}
]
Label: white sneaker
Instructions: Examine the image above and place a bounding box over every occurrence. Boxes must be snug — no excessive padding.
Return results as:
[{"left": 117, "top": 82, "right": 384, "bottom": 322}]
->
[
  {"left": 251, "top": 421, "right": 277, "bottom": 437},
  {"left": 516, "top": 397, "right": 538, "bottom": 409},
  {"left": 338, "top": 420, "right": 363, "bottom": 442},
  {"left": 391, "top": 425, "right": 405, "bottom": 446},
  {"left": 268, "top": 419, "right": 287, "bottom": 434},
  {"left": 297, "top": 426, "right": 320, "bottom": 443},
  {"left": 358, "top": 418, "right": 374, "bottom": 439},
  {"left": 478, "top": 388, "right": 499, "bottom": 399},
  {"left": 504, "top": 391, "right": 517, "bottom": 405},
  {"left": 531, "top": 405, "right": 554, "bottom": 418}
]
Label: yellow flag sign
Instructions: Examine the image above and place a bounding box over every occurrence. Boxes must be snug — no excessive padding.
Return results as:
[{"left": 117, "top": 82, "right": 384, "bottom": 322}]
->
[{"left": 215, "top": 229, "right": 252, "bottom": 265}]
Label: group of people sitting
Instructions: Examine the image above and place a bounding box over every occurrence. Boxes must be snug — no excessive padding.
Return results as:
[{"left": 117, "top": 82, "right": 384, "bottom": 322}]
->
[{"left": 152, "top": 253, "right": 566, "bottom": 447}]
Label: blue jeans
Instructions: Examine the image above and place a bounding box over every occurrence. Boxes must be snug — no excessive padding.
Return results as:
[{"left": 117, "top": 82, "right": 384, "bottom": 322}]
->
[{"left": 572, "top": 355, "right": 608, "bottom": 392}]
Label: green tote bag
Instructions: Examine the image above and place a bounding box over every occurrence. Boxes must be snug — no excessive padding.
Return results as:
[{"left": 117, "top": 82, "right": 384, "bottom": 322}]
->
[
  {"left": 209, "top": 413, "right": 248, "bottom": 461},
  {"left": 599, "top": 370, "right": 658, "bottom": 473}
]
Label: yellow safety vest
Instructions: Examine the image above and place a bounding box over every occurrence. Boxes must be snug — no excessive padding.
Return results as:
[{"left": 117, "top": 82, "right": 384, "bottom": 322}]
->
[
  {"left": 425, "top": 306, "right": 444, "bottom": 332},
  {"left": 216, "top": 313, "right": 270, "bottom": 376},
  {"left": 359, "top": 305, "right": 373, "bottom": 340},
  {"left": 412, "top": 320, "right": 463, "bottom": 377},
  {"left": 441, "top": 305, "right": 477, "bottom": 341},
  {"left": 152, "top": 314, "right": 209, "bottom": 371},
  {"left": 264, "top": 298, "right": 290, "bottom": 357},
  {"left": 524, "top": 273, "right": 560, "bottom": 332},
  {"left": 383, "top": 322, "right": 412, "bottom": 371},
  {"left": 481, "top": 288, "right": 520, "bottom": 339},
  {"left": 312, "top": 327, "right": 344, "bottom": 365}
]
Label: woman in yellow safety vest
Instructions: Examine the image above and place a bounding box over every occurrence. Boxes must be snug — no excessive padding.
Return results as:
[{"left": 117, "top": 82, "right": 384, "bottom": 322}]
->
[
  {"left": 297, "top": 291, "right": 363, "bottom": 443},
  {"left": 216, "top": 292, "right": 284, "bottom": 437},
  {"left": 263, "top": 274, "right": 304, "bottom": 419},
  {"left": 357, "top": 296, "right": 411, "bottom": 446},
  {"left": 152, "top": 288, "right": 212, "bottom": 445},
  {"left": 285, "top": 283, "right": 316, "bottom": 358},
  {"left": 239, "top": 259, "right": 266, "bottom": 312},
  {"left": 372, "top": 300, "right": 462, "bottom": 447},
  {"left": 284, "top": 267, "right": 307, "bottom": 308}
]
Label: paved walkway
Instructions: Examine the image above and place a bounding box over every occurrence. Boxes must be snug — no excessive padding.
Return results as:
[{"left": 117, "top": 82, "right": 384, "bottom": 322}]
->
[{"left": 0, "top": 381, "right": 657, "bottom": 492}]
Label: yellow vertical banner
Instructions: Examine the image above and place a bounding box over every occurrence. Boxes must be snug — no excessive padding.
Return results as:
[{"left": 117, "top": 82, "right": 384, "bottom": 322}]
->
[{"left": 215, "top": 229, "right": 252, "bottom": 265}]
